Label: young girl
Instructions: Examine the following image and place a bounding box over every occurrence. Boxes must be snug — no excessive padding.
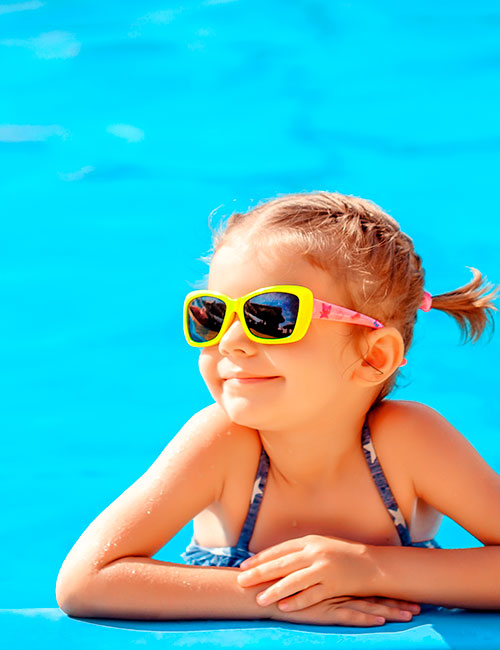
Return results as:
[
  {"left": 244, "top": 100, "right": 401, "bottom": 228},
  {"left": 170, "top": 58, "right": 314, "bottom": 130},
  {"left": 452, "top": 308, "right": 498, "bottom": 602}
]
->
[{"left": 56, "top": 191, "right": 500, "bottom": 627}]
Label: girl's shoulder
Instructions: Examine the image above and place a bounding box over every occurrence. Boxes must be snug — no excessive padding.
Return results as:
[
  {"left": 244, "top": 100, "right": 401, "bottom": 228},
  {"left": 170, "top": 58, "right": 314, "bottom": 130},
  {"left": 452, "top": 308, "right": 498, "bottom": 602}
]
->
[
  {"left": 368, "top": 399, "right": 489, "bottom": 497},
  {"left": 370, "top": 400, "right": 500, "bottom": 546},
  {"left": 367, "top": 400, "right": 456, "bottom": 524},
  {"left": 368, "top": 399, "right": 454, "bottom": 457},
  {"left": 370, "top": 400, "right": 447, "bottom": 435},
  {"left": 170, "top": 403, "right": 261, "bottom": 489},
  {"left": 178, "top": 402, "right": 261, "bottom": 452}
]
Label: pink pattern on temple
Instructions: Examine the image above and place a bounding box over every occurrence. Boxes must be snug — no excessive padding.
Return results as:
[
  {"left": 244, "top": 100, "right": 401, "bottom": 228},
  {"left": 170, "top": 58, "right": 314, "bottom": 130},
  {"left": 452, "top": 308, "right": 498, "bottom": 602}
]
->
[{"left": 319, "top": 303, "right": 332, "bottom": 319}]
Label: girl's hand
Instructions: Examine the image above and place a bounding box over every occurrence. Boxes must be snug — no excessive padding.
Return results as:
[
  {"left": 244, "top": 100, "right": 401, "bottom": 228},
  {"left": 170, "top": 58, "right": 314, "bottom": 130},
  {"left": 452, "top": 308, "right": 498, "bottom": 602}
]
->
[
  {"left": 271, "top": 596, "right": 420, "bottom": 627},
  {"left": 237, "top": 534, "right": 377, "bottom": 610}
]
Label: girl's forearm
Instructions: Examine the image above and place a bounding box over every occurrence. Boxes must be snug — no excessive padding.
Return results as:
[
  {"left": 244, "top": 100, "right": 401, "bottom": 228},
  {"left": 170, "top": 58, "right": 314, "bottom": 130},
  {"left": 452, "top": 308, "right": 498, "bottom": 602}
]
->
[
  {"left": 368, "top": 545, "right": 500, "bottom": 609},
  {"left": 58, "top": 556, "right": 277, "bottom": 620}
]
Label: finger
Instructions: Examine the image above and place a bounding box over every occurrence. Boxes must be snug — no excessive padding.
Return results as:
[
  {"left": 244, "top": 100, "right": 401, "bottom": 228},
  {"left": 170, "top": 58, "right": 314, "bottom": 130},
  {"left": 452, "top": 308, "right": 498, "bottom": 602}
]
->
[
  {"left": 346, "top": 599, "right": 414, "bottom": 623},
  {"left": 332, "top": 607, "right": 387, "bottom": 627},
  {"left": 277, "top": 584, "right": 326, "bottom": 612},
  {"left": 276, "top": 603, "right": 387, "bottom": 627},
  {"left": 256, "top": 568, "right": 316, "bottom": 606},
  {"left": 239, "top": 538, "right": 306, "bottom": 569},
  {"left": 238, "top": 551, "right": 306, "bottom": 587},
  {"left": 275, "top": 604, "right": 386, "bottom": 627},
  {"left": 363, "top": 597, "right": 421, "bottom": 614}
]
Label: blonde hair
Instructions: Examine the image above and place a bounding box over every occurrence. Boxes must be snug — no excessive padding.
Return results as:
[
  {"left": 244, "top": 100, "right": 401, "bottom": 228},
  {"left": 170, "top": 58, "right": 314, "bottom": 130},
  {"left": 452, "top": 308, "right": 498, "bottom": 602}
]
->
[{"left": 211, "top": 191, "right": 498, "bottom": 404}]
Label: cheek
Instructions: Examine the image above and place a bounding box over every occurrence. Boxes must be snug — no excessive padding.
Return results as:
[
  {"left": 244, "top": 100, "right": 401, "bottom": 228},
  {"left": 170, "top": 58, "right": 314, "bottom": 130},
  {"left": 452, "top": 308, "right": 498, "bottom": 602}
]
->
[
  {"left": 286, "top": 354, "right": 338, "bottom": 398},
  {"left": 282, "top": 335, "right": 353, "bottom": 395}
]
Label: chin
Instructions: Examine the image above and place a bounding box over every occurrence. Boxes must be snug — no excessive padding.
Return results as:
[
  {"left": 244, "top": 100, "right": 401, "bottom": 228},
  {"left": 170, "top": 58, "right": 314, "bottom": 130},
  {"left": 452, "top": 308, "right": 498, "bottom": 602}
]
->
[{"left": 218, "top": 395, "right": 269, "bottom": 430}]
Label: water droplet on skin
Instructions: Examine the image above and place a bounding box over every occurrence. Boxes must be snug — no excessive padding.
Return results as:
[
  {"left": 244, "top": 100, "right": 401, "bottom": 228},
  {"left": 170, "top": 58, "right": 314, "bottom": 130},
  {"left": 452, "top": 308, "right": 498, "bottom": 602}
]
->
[
  {"left": 131, "top": 569, "right": 136, "bottom": 575},
  {"left": 146, "top": 510, "right": 151, "bottom": 515}
]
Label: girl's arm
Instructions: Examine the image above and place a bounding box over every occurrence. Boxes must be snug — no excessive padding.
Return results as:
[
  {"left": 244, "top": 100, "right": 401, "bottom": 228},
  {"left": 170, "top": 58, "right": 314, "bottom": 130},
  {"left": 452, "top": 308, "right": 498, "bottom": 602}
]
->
[
  {"left": 56, "top": 403, "right": 414, "bottom": 625},
  {"left": 59, "top": 555, "right": 275, "bottom": 620},
  {"left": 368, "top": 546, "right": 500, "bottom": 609},
  {"left": 56, "top": 403, "right": 271, "bottom": 619}
]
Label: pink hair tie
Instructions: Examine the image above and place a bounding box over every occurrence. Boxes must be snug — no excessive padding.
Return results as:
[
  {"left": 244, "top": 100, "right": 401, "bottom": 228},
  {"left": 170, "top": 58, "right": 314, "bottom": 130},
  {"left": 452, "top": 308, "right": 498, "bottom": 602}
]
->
[{"left": 420, "top": 291, "right": 433, "bottom": 312}]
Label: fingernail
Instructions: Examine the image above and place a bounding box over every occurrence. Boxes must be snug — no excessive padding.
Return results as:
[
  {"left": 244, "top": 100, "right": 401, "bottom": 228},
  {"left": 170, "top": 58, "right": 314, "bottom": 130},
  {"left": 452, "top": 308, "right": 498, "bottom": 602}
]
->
[
  {"left": 256, "top": 593, "right": 268, "bottom": 606},
  {"left": 409, "top": 605, "right": 420, "bottom": 613},
  {"left": 278, "top": 602, "right": 289, "bottom": 611},
  {"left": 399, "top": 610, "right": 412, "bottom": 620},
  {"left": 375, "top": 617, "right": 385, "bottom": 625}
]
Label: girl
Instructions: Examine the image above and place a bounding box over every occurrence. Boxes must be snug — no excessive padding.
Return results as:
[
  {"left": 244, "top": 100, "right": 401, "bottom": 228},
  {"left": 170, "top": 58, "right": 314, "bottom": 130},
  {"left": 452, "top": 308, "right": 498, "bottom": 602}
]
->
[{"left": 56, "top": 191, "right": 500, "bottom": 627}]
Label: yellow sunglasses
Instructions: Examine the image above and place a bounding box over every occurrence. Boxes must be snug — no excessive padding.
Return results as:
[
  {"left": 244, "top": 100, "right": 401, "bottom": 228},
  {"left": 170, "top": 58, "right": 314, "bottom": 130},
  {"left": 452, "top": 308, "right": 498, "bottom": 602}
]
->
[{"left": 183, "top": 285, "right": 385, "bottom": 348}]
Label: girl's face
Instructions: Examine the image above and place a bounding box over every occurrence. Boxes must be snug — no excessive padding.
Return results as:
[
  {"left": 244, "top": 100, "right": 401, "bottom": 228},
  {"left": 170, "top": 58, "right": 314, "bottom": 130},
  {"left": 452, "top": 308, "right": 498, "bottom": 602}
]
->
[{"left": 198, "top": 240, "right": 362, "bottom": 432}]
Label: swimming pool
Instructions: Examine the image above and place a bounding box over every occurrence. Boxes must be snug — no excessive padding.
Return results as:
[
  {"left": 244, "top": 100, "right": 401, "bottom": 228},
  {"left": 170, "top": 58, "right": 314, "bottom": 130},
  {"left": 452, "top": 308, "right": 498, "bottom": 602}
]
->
[{"left": 1, "top": 0, "right": 499, "bottom": 611}]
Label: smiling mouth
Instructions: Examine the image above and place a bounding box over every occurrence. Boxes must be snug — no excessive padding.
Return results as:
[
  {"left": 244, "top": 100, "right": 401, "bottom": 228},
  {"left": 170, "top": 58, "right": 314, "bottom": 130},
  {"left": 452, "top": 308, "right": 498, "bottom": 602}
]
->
[{"left": 224, "top": 376, "right": 280, "bottom": 385}]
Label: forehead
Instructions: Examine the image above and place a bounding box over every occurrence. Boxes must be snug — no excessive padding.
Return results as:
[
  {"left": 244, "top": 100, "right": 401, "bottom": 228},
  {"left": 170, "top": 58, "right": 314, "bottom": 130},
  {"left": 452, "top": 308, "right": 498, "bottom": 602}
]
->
[{"left": 208, "top": 242, "right": 346, "bottom": 302}]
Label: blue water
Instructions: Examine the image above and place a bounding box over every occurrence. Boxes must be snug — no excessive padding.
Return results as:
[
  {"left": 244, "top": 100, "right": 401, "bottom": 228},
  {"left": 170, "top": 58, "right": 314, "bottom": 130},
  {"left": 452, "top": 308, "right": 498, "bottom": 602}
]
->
[{"left": 1, "top": 1, "right": 499, "bottom": 608}]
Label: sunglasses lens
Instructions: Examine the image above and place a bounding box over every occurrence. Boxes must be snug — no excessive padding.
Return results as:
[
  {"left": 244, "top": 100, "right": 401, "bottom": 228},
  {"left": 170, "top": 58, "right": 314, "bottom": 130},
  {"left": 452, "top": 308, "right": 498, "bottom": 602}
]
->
[
  {"left": 244, "top": 292, "right": 300, "bottom": 340},
  {"left": 187, "top": 296, "right": 226, "bottom": 343}
]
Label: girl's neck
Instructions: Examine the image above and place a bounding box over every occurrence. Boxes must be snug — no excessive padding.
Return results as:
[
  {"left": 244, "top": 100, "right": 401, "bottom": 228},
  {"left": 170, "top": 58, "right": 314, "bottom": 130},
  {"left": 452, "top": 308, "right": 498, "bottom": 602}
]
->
[{"left": 258, "top": 405, "right": 369, "bottom": 490}]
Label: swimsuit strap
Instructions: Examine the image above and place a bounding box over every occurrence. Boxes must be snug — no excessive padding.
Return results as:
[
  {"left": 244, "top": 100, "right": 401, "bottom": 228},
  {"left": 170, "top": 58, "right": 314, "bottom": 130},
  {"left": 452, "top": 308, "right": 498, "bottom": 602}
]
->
[
  {"left": 236, "top": 445, "right": 270, "bottom": 550},
  {"left": 235, "top": 419, "right": 413, "bottom": 550},
  {"left": 361, "top": 416, "right": 412, "bottom": 546}
]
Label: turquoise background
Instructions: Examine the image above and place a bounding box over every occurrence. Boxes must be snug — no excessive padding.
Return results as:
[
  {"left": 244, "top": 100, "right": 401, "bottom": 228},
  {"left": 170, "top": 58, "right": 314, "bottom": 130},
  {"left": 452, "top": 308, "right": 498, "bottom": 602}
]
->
[{"left": 1, "top": 1, "right": 499, "bottom": 608}]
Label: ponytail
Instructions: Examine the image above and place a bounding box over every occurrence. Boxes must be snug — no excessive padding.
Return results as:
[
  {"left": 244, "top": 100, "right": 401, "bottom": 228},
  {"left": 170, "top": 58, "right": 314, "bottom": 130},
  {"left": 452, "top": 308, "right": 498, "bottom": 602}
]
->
[{"left": 428, "top": 268, "right": 499, "bottom": 343}]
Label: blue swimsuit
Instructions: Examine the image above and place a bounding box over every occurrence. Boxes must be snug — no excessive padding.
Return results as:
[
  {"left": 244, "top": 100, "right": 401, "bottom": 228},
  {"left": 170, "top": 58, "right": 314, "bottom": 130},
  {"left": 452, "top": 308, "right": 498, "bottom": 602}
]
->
[{"left": 182, "top": 415, "right": 441, "bottom": 567}]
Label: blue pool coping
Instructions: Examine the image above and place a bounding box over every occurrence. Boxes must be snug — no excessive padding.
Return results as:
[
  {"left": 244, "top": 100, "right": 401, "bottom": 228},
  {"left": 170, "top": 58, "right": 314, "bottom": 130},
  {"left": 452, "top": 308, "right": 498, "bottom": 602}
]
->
[{"left": 5, "top": 608, "right": 500, "bottom": 649}]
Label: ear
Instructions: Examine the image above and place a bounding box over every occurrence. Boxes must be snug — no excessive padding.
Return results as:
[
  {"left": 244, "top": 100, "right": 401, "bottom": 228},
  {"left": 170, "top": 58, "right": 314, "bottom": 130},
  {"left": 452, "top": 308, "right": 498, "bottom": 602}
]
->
[{"left": 352, "top": 327, "right": 405, "bottom": 387}]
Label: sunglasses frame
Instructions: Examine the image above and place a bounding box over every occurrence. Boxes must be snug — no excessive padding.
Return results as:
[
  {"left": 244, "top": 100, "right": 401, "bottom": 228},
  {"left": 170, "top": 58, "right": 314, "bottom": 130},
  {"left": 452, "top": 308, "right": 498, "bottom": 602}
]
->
[{"left": 183, "top": 284, "right": 385, "bottom": 348}]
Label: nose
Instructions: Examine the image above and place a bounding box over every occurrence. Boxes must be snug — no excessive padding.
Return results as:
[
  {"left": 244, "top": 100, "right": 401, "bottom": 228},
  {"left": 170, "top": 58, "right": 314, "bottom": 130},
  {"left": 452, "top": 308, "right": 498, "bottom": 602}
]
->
[{"left": 218, "top": 314, "right": 256, "bottom": 357}]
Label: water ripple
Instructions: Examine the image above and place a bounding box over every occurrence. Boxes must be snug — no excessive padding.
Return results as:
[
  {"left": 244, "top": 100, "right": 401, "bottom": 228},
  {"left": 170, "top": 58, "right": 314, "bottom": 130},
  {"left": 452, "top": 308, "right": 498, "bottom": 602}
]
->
[
  {"left": 0, "top": 124, "right": 68, "bottom": 142},
  {"left": 0, "top": 1, "right": 44, "bottom": 16},
  {"left": 0, "top": 30, "right": 81, "bottom": 59}
]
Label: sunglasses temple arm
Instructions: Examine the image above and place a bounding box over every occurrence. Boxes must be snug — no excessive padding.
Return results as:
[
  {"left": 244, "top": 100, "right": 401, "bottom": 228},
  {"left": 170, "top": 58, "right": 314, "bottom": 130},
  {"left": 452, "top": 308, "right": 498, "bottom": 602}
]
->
[{"left": 312, "top": 299, "right": 384, "bottom": 329}]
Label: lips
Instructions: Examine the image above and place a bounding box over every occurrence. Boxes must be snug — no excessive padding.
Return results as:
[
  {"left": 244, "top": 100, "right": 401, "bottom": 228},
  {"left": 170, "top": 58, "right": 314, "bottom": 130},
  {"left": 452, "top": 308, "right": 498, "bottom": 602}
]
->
[
  {"left": 226, "top": 376, "right": 278, "bottom": 383},
  {"left": 222, "top": 374, "right": 280, "bottom": 384},
  {"left": 223, "top": 374, "right": 275, "bottom": 380}
]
